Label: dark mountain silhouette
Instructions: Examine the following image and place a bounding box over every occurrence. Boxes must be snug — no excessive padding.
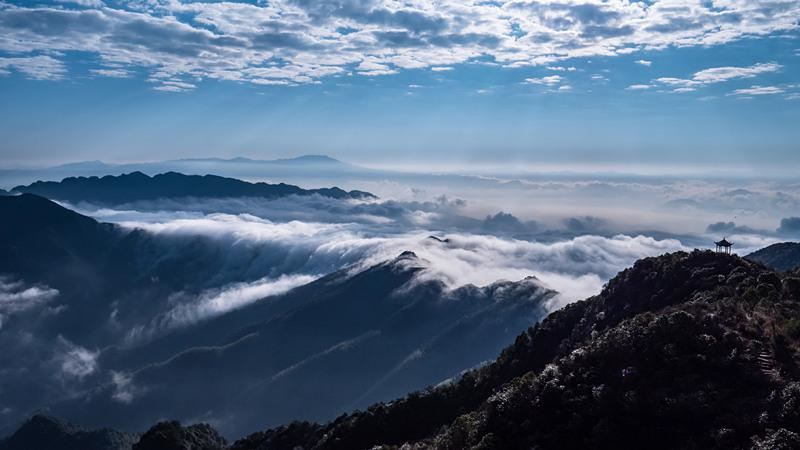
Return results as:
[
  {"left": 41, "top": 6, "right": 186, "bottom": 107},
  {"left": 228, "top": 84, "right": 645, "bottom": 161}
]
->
[
  {"left": 0, "top": 155, "right": 372, "bottom": 188},
  {"left": 220, "top": 250, "right": 800, "bottom": 449},
  {"left": 747, "top": 242, "right": 800, "bottom": 271},
  {"left": 9, "top": 251, "right": 800, "bottom": 449},
  {"left": 0, "top": 415, "right": 137, "bottom": 450},
  {"left": 0, "top": 193, "right": 119, "bottom": 280},
  {"left": 12, "top": 171, "right": 374, "bottom": 205},
  {"left": 132, "top": 422, "right": 226, "bottom": 450}
]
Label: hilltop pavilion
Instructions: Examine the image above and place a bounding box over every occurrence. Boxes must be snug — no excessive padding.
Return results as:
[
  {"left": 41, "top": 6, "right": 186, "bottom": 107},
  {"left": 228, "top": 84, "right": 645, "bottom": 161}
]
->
[{"left": 715, "top": 238, "right": 733, "bottom": 254}]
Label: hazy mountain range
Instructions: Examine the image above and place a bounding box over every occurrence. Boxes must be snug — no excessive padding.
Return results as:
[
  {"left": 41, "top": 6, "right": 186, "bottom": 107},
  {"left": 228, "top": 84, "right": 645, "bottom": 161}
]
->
[
  {"left": 0, "top": 155, "right": 371, "bottom": 188},
  {"left": 10, "top": 171, "right": 374, "bottom": 206}
]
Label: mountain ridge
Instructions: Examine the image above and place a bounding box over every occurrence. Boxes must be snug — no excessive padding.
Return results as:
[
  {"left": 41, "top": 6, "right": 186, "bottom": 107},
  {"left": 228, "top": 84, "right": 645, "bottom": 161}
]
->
[
  {"left": 5, "top": 250, "right": 800, "bottom": 448},
  {"left": 224, "top": 250, "right": 800, "bottom": 449},
  {"left": 747, "top": 242, "right": 800, "bottom": 272},
  {"left": 11, "top": 171, "right": 375, "bottom": 205}
]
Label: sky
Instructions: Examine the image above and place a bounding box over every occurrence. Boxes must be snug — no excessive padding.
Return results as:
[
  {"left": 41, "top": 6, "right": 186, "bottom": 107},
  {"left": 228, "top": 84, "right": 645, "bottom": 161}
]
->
[{"left": 0, "top": 0, "right": 799, "bottom": 171}]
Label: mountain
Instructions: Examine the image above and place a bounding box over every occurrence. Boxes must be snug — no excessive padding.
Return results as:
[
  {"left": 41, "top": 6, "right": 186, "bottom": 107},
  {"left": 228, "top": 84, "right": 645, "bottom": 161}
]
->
[
  {"left": 12, "top": 172, "right": 374, "bottom": 205},
  {"left": 9, "top": 250, "right": 800, "bottom": 449},
  {"left": 0, "top": 193, "right": 119, "bottom": 281},
  {"left": 51, "top": 252, "right": 556, "bottom": 437},
  {"left": 265, "top": 155, "right": 348, "bottom": 166},
  {"left": 0, "top": 415, "right": 137, "bottom": 450},
  {"left": 0, "top": 195, "right": 555, "bottom": 440},
  {"left": 132, "top": 422, "right": 226, "bottom": 450},
  {"left": 747, "top": 242, "right": 800, "bottom": 271},
  {"left": 0, "top": 155, "right": 372, "bottom": 189},
  {"left": 0, "top": 193, "right": 258, "bottom": 339},
  {"left": 221, "top": 250, "right": 800, "bottom": 449}
]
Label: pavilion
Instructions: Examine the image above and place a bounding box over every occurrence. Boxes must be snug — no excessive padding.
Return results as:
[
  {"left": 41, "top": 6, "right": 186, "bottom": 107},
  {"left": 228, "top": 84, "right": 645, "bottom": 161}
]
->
[{"left": 715, "top": 238, "right": 733, "bottom": 254}]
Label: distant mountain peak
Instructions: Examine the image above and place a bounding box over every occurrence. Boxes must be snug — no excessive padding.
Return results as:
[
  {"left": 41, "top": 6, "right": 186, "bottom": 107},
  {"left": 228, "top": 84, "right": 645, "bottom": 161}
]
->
[
  {"left": 273, "top": 154, "right": 345, "bottom": 165},
  {"left": 51, "top": 160, "right": 112, "bottom": 170}
]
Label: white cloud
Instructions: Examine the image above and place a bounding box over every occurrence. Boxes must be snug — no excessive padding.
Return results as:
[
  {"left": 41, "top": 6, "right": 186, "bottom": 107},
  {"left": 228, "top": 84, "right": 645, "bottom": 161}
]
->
[
  {"left": 524, "top": 75, "right": 562, "bottom": 85},
  {"left": 651, "top": 62, "right": 781, "bottom": 90},
  {"left": 693, "top": 62, "right": 781, "bottom": 83},
  {"left": 57, "top": 337, "right": 98, "bottom": 379},
  {"left": 0, "top": 56, "right": 66, "bottom": 80},
  {"left": 0, "top": 1, "right": 796, "bottom": 87},
  {"left": 154, "top": 274, "right": 318, "bottom": 333},
  {"left": 635, "top": 59, "right": 652, "bottom": 67},
  {"left": 546, "top": 66, "right": 576, "bottom": 72},
  {"left": 730, "top": 85, "right": 784, "bottom": 96},
  {"left": 0, "top": 276, "right": 59, "bottom": 328},
  {"left": 152, "top": 80, "right": 196, "bottom": 92},
  {"left": 626, "top": 84, "right": 651, "bottom": 90},
  {"left": 55, "top": 0, "right": 105, "bottom": 6},
  {"left": 656, "top": 77, "right": 700, "bottom": 87},
  {"left": 111, "top": 371, "right": 136, "bottom": 404},
  {"left": 90, "top": 68, "right": 131, "bottom": 78}
]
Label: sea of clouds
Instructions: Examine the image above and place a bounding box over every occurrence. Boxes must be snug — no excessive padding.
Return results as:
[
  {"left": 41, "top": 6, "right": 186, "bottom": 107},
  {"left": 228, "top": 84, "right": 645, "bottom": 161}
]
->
[
  {"left": 62, "top": 172, "right": 800, "bottom": 329},
  {"left": 1, "top": 171, "right": 798, "bottom": 434}
]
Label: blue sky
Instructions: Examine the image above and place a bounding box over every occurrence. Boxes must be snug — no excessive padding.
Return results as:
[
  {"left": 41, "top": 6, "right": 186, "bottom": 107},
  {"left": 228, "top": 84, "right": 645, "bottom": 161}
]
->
[{"left": 0, "top": 0, "right": 799, "bottom": 172}]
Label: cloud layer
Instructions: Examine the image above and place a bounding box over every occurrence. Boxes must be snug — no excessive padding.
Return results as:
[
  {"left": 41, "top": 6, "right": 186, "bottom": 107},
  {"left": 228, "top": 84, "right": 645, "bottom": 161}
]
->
[
  {"left": 0, "top": 0, "right": 797, "bottom": 88},
  {"left": 109, "top": 210, "right": 686, "bottom": 307}
]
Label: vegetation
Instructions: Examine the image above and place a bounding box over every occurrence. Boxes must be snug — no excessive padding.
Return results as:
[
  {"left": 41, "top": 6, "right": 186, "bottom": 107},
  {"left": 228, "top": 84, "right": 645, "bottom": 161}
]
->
[
  {"left": 231, "top": 250, "right": 800, "bottom": 449},
  {"left": 6, "top": 250, "right": 800, "bottom": 449}
]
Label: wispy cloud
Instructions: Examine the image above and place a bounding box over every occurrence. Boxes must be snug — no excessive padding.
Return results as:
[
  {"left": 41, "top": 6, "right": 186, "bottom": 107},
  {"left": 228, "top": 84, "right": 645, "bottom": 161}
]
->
[
  {"left": 90, "top": 68, "right": 131, "bottom": 78},
  {"left": 693, "top": 62, "right": 781, "bottom": 83},
  {"left": 524, "top": 75, "right": 563, "bottom": 85},
  {"left": 0, "top": 276, "right": 59, "bottom": 328},
  {"left": 646, "top": 62, "right": 782, "bottom": 93},
  {"left": 56, "top": 337, "right": 98, "bottom": 379},
  {"left": 729, "top": 85, "right": 784, "bottom": 96},
  {"left": 0, "top": 55, "right": 66, "bottom": 81},
  {"left": 130, "top": 274, "right": 318, "bottom": 339}
]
